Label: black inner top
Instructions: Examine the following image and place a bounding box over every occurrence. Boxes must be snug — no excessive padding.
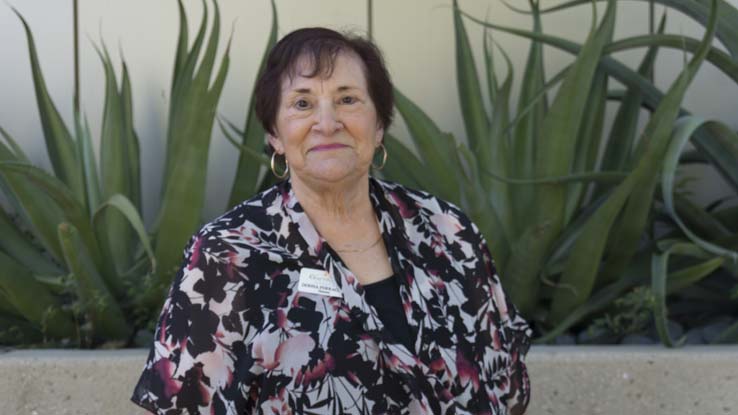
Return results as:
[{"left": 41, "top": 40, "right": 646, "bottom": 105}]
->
[{"left": 362, "top": 275, "right": 415, "bottom": 353}]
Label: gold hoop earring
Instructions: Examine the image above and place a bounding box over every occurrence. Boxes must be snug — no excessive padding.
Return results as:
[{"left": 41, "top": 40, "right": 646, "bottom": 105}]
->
[
  {"left": 372, "top": 143, "right": 388, "bottom": 170},
  {"left": 271, "top": 152, "right": 289, "bottom": 178}
]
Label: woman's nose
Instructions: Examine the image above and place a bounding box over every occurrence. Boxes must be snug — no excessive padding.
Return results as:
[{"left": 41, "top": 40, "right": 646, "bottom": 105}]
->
[{"left": 312, "top": 102, "right": 343, "bottom": 135}]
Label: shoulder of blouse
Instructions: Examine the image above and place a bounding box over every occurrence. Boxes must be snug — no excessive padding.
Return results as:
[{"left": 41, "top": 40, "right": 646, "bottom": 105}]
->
[
  {"left": 177, "top": 182, "right": 294, "bottom": 275},
  {"left": 373, "top": 177, "right": 485, "bottom": 245}
]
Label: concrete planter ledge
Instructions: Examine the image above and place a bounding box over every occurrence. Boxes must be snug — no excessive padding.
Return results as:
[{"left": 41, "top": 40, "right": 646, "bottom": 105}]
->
[{"left": 1, "top": 345, "right": 737, "bottom": 414}]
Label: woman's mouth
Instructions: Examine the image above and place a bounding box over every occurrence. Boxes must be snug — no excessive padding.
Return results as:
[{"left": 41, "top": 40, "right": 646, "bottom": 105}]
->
[{"left": 310, "top": 144, "right": 348, "bottom": 152}]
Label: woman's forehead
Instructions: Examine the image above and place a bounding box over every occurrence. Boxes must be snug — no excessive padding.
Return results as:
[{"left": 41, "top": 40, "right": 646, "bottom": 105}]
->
[{"left": 281, "top": 52, "right": 368, "bottom": 92}]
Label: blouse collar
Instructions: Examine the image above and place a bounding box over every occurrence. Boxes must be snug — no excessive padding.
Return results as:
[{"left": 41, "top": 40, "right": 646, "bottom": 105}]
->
[
  {"left": 277, "top": 175, "right": 411, "bottom": 269},
  {"left": 277, "top": 177, "right": 417, "bottom": 338}
]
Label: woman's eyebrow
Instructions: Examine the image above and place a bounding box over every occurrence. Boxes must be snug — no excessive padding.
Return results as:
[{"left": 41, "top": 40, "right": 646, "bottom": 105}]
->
[
  {"left": 336, "top": 85, "right": 360, "bottom": 92},
  {"left": 287, "top": 85, "right": 360, "bottom": 94}
]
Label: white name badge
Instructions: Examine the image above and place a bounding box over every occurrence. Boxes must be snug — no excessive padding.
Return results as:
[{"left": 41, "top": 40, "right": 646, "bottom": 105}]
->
[{"left": 298, "top": 268, "right": 343, "bottom": 298}]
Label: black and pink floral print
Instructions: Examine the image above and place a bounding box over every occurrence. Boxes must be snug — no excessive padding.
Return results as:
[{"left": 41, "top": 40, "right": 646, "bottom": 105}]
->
[{"left": 131, "top": 177, "right": 531, "bottom": 414}]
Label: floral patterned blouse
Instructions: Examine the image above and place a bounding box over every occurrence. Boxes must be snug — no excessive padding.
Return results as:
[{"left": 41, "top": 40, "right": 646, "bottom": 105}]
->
[{"left": 131, "top": 177, "right": 532, "bottom": 414}]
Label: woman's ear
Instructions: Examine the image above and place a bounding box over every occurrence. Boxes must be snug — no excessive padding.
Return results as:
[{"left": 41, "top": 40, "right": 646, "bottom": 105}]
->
[
  {"left": 268, "top": 134, "right": 284, "bottom": 154},
  {"left": 374, "top": 127, "right": 385, "bottom": 146}
]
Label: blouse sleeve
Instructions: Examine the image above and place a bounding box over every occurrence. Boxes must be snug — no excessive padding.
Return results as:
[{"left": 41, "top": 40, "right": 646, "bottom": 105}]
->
[
  {"left": 471, "top": 222, "right": 532, "bottom": 415},
  {"left": 131, "top": 232, "right": 260, "bottom": 414}
]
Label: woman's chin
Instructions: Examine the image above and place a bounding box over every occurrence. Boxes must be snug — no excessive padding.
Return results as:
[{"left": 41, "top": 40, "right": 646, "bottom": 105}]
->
[{"left": 298, "top": 163, "right": 367, "bottom": 185}]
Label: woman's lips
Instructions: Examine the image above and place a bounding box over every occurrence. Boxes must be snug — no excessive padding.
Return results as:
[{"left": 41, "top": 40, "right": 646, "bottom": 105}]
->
[{"left": 310, "top": 144, "right": 348, "bottom": 152}]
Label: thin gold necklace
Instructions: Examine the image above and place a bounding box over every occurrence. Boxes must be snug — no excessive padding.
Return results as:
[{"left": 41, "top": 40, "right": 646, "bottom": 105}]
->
[{"left": 333, "top": 233, "right": 383, "bottom": 253}]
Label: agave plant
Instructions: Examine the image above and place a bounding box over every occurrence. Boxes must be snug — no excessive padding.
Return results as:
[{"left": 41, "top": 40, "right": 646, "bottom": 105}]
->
[
  {"left": 383, "top": 0, "right": 738, "bottom": 346},
  {"left": 0, "top": 0, "right": 277, "bottom": 346},
  {"left": 218, "top": 1, "right": 281, "bottom": 201}
]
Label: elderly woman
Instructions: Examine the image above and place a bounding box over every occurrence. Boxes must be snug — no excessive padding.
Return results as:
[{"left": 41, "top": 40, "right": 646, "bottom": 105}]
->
[{"left": 132, "top": 27, "right": 531, "bottom": 415}]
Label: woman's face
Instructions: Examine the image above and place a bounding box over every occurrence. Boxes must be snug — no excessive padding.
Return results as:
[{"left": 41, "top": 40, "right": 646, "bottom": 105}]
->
[{"left": 268, "top": 52, "right": 384, "bottom": 186}]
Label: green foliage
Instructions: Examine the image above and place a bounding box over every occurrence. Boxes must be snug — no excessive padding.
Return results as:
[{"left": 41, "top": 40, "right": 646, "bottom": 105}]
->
[
  {"left": 223, "top": 0, "right": 279, "bottom": 206},
  {"left": 382, "top": 0, "right": 738, "bottom": 346},
  {"left": 588, "top": 287, "right": 656, "bottom": 338},
  {"left": 0, "top": 0, "right": 277, "bottom": 347}
]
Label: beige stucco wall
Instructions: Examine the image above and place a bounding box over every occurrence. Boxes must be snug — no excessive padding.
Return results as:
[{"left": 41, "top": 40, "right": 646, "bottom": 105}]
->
[
  {"left": 1, "top": 346, "right": 737, "bottom": 414},
  {"left": 1, "top": 0, "right": 736, "bottom": 224}
]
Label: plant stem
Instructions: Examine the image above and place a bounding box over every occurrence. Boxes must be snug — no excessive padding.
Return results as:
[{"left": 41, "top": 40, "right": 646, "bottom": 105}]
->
[
  {"left": 367, "top": 0, "right": 373, "bottom": 41},
  {"left": 649, "top": 0, "right": 654, "bottom": 82},
  {"left": 73, "top": 0, "right": 80, "bottom": 115}
]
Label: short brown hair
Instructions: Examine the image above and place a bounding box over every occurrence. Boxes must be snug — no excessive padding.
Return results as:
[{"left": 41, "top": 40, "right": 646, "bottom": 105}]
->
[{"left": 254, "top": 27, "right": 394, "bottom": 140}]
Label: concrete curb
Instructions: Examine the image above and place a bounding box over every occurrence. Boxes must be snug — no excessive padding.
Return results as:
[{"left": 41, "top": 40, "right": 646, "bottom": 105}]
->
[
  {"left": 1, "top": 345, "right": 737, "bottom": 414},
  {"left": 527, "top": 345, "right": 738, "bottom": 415}
]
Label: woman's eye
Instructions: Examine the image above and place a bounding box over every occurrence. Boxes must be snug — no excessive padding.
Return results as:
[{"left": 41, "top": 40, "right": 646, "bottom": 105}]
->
[
  {"left": 294, "top": 99, "right": 310, "bottom": 109},
  {"left": 340, "top": 96, "right": 356, "bottom": 104}
]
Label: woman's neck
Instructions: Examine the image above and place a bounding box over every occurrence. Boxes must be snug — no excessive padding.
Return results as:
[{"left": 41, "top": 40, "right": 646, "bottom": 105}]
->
[{"left": 290, "top": 174, "right": 377, "bottom": 238}]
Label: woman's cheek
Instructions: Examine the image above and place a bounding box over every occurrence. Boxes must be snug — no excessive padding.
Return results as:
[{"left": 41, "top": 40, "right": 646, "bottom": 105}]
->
[
  {"left": 341, "top": 104, "right": 371, "bottom": 118},
  {"left": 284, "top": 109, "right": 313, "bottom": 121}
]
